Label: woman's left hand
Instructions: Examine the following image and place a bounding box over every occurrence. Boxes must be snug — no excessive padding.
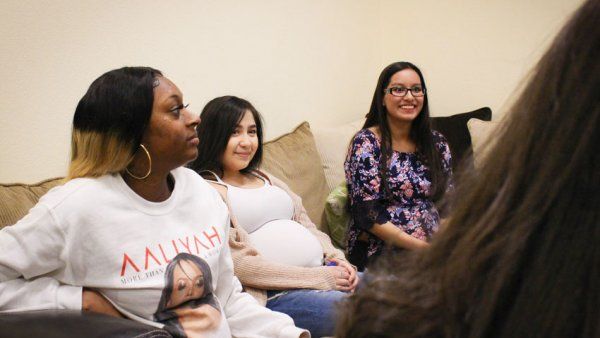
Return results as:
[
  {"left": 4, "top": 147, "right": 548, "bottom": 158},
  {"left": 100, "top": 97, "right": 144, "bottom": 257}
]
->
[{"left": 329, "top": 258, "right": 359, "bottom": 292}]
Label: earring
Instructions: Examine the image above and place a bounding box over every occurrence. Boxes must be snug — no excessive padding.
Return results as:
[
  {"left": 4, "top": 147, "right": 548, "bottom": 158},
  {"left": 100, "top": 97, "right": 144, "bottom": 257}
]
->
[{"left": 125, "top": 144, "right": 152, "bottom": 180}]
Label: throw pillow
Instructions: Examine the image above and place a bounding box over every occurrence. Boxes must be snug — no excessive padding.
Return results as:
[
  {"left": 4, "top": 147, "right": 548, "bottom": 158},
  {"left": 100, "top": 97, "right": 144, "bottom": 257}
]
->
[
  {"left": 324, "top": 182, "right": 350, "bottom": 249},
  {"left": 261, "top": 122, "right": 330, "bottom": 232},
  {"left": 0, "top": 178, "right": 63, "bottom": 229}
]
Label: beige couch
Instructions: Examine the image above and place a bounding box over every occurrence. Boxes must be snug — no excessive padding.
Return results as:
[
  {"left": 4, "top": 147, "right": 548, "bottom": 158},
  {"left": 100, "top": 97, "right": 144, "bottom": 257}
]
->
[
  {"left": 1, "top": 111, "right": 498, "bottom": 234},
  {"left": 0, "top": 113, "right": 498, "bottom": 336},
  {"left": 0, "top": 121, "right": 331, "bottom": 233}
]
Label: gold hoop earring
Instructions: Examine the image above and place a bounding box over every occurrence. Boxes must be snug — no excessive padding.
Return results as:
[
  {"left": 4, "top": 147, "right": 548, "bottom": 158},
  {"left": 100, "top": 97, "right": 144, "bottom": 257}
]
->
[{"left": 126, "top": 144, "right": 152, "bottom": 180}]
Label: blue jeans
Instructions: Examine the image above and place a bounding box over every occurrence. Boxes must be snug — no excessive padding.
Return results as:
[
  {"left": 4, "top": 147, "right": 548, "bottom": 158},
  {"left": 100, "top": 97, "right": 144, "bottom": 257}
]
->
[{"left": 266, "top": 289, "right": 346, "bottom": 337}]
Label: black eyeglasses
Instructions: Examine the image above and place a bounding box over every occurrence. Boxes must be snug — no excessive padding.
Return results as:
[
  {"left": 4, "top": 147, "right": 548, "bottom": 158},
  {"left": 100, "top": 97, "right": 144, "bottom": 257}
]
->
[{"left": 384, "top": 86, "right": 425, "bottom": 97}]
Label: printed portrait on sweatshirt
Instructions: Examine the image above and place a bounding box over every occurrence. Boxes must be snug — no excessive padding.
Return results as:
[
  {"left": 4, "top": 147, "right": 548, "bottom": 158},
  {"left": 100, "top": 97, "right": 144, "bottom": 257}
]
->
[{"left": 154, "top": 253, "right": 222, "bottom": 337}]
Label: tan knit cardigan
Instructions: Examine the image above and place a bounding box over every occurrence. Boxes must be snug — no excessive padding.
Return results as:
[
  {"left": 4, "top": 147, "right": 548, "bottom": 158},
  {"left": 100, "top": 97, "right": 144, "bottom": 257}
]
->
[{"left": 208, "top": 171, "right": 347, "bottom": 305}]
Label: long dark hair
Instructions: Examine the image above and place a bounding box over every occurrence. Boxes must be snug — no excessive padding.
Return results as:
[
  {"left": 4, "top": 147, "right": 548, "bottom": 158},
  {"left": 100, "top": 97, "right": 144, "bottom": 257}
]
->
[
  {"left": 189, "top": 95, "right": 264, "bottom": 177},
  {"left": 337, "top": 1, "right": 600, "bottom": 337},
  {"left": 363, "top": 61, "right": 446, "bottom": 201}
]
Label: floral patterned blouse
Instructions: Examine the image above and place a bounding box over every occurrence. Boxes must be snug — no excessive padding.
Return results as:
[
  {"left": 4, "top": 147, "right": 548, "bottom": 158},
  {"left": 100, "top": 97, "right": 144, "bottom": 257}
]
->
[{"left": 344, "top": 128, "right": 453, "bottom": 260}]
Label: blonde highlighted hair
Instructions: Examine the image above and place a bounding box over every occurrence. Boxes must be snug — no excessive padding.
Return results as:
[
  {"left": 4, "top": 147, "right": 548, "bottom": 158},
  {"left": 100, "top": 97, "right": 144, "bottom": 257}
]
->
[
  {"left": 67, "top": 66, "right": 162, "bottom": 180},
  {"left": 67, "top": 129, "right": 135, "bottom": 180}
]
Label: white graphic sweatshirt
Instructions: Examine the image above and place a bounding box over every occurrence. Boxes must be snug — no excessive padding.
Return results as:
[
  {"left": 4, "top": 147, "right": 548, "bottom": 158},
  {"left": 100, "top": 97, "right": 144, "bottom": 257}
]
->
[{"left": 0, "top": 167, "right": 306, "bottom": 338}]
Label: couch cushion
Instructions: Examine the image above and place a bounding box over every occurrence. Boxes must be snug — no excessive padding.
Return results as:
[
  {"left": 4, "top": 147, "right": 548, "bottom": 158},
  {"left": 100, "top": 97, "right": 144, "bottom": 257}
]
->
[
  {"left": 431, "top": 107, "right": 492, "bottom": 171},
  {"left": 312, "top": 119, "right": 365, "bottom": 191},
  {"left": 467, "top": 118, "right": 501, "bottom": 169},
  {"left": 260, "top": 122, "right": 329, "bottom": 231},
  {"left": 0, "top": 178, "right": 63, "bottom": 229}
]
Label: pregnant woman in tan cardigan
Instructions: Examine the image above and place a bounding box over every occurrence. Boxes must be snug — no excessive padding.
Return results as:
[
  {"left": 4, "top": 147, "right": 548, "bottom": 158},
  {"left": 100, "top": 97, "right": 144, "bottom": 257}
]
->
[{"left": 190, "top": 95, "right": 359, "bottom": 338}]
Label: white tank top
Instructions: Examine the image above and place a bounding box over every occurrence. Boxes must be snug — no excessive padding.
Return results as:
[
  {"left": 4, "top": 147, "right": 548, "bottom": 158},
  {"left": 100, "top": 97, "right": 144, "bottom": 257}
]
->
[{"left": 212, "top": 172, "right": 324, "bottom": 267}]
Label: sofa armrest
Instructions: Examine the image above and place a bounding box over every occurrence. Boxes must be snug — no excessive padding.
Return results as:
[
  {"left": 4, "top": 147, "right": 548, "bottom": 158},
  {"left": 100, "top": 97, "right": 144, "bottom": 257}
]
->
[{"left": 0, "top": 310, "right": 171, "bottom": 338}]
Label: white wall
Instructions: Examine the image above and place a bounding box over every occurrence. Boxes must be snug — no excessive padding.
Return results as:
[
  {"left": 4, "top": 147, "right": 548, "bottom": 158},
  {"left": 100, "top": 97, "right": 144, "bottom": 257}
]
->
[
  {"left": 0, "top": 0, "right": 583, "bottom": 183},
  {"left": 378, "top": 0, "right": 584, "bottom": 117}
]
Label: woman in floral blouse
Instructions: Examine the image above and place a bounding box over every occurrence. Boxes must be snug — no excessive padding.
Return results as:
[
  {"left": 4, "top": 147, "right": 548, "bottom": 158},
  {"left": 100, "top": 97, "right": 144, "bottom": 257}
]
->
[{"left": 344, "top": 61, "right": 453, "bottom": 270}]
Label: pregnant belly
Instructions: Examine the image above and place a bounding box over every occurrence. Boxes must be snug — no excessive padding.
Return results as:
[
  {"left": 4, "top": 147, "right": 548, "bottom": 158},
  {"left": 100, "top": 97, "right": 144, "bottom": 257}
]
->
[{"left": 248, "top": 219, "right": 324, "bottom": 267}]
